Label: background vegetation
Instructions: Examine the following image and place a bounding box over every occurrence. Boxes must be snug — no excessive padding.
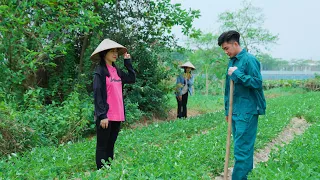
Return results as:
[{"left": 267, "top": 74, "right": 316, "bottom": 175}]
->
[
  {"left": 1, "top": 2, "right": 320, "bottom": 179},
  {"left": 0, "top": 0, "right": 201, "bottom": 154}
]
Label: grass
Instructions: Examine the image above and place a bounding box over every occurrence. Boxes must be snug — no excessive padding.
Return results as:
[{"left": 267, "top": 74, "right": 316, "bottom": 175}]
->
[
  {"left": 166, "top": 93, "right": 224, "bottom": 114},
  {"left": 1, "top": 91, "right": 319, "bottom": 179},
  {"left": 264, "top": 87, "right": 308, "bottom": 98},
  {"left": 249, "top": 113, "right": 320, "bottom": 179},
  {"left": 167, "top": 87, "right": 307, "bottom": 114}
]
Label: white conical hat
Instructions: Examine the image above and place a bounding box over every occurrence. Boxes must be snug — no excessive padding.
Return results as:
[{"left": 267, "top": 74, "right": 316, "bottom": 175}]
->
[
  {"left": 180, "top": 61, "right": 196, "bottom": 70},
  {"left": 90, "top": 39, "right": 127, "bottom": 61}
]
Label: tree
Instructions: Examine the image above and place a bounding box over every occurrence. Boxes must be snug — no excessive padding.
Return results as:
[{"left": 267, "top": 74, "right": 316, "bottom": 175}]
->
[
  {"left": 97, "top": 0, "right": 201, "bottom": 115},
  {"left": 0, "top": 0, "right": 106, "bottom": 102},
  {"left": 257, "top": 53, "right": 282, "bottom": 70},
  {"left": 187, "top": 32, "right": 229, "bottom": 95},
  {"left": 0, "top": 0, "right": 201, "bottom": 153},
  {"left": 0, "top": 0, "right": 200, "bottom": 116},
  {"left": 218, "top": 0, "right": 278, "bottom": 53}
]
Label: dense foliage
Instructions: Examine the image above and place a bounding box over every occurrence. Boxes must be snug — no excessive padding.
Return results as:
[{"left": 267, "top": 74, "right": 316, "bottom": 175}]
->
[{"left": 0, "top": 0, "right": 200, "bottom": 154}]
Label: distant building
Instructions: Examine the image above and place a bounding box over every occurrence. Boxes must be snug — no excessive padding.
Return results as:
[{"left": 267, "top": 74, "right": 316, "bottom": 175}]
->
[{"left": 262, "top": 71, "right": 320, "bottom": 80}]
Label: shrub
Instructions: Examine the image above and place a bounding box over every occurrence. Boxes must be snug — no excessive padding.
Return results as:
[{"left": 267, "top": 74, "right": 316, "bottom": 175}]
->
[
  {"left": 0, "top": 102, "right": 45, "bottom": 156},
  {"left": 16, "top": 89, "right": 93, "bottom": 145},
  {"left": 124, "top": 99, "right": 144, "bottom": 125}
]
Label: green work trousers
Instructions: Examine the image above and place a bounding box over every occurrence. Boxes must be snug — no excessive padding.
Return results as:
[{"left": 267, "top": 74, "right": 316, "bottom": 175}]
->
[{"left": 232, "top": 113, "right": 258, "bottom": 180}]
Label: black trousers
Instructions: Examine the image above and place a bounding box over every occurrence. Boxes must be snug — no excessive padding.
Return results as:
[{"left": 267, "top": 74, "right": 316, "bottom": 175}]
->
[
  {"left": 95, "top": 120, "right": 121, "bottom": 170},
  {"left": 176, "top": 93, "right": 188, "bottom": 118}
]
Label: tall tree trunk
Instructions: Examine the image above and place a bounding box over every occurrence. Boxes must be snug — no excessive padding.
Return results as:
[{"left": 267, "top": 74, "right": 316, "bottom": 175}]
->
[
  {"left": 205, "top": 67, "right": 208, "bottom": 96},
  {"left": 193, "top": 70, "right": 202, "bottom": 95},
  {"left": 8, "top": 34, "right": 12, "bottom": 70},
  {"left": 221, "top": 80, "right": 224, "bottom": 95},
  {"left": 116, "top": 0, "right": 121, "bottom": 29},
  {"left": 79, "top": 34, "right": 89, "bottom": 75}
]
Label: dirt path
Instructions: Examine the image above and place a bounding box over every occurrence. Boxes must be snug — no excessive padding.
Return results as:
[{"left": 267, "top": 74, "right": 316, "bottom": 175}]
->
[
  {"left": 128, "top": 109, "right": 202, "bottom": 129},
  {"left": 214, "top": 117, "right": 310, "bottom": 180}
]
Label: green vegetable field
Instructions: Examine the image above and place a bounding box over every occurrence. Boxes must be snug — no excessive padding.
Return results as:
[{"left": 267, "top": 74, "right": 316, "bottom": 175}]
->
[
  {"left": 1, "top": 1, "right": 319, "bottom": 179},
  {"left": 1, "top": 90, "right": 319, "bottom": 179}
]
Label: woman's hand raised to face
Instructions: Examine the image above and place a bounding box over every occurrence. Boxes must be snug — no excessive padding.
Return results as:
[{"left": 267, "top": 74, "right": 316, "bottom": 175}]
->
[
  {"left": 184, "top": 73, "right": 191, "bottom": 80},
  {"left": 124, "top": 52, "right": 131, "bottom": 59}
]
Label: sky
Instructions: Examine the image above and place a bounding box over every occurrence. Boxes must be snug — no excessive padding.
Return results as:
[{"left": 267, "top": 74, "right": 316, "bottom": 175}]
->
[{"left": 170, "top": 0, "right": 320, "bottom": 61}]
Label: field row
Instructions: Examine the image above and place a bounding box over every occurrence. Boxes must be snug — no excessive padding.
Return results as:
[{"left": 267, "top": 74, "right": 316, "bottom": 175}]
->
[
  {"left": 1, "top": 92, "right": 319, "bottom": 179},
  {"left": 249, "top": 112, "right": 320, "bottom": 179}
]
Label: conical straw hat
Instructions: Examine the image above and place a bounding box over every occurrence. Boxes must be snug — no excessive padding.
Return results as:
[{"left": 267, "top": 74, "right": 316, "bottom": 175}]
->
[
  {"left": 90, "top": 39, "right": 127, "bottom": 61},
  {"left": 180, "top": 61, "right": 196, "bottom": 70}
]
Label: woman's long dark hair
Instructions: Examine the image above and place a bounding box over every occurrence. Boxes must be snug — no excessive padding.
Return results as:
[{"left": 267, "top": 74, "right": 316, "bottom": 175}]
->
[
  {"left": 99, "top": 49, "right": 110, "bottom": 67},
  {"left": 98, "top": 49, "right": 121, "bottom": 77}
]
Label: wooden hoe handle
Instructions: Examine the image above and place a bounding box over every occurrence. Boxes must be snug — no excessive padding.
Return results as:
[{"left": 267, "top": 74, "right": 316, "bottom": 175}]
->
[{"left": 224, "top": 80, "right": 234, "bottom": 180}]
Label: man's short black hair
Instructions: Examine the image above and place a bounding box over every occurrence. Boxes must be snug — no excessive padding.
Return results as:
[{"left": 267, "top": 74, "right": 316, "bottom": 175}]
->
[{"left": 218, "top": 30, "right": 240, "bottom": 46}]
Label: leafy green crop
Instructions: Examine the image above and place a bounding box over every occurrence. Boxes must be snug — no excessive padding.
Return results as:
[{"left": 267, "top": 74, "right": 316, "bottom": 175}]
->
[
  {"left": 167, "top": 93, "right": 224, "bottom": 114},
  {"left": 1, "top": 92, "right": 319, "bottom": 179},
  {"left": 249, "top": 117, "right": 320, "bottom": 179},
  {"left": 264, "top": 79, "right": 320, "bottom": 91}
]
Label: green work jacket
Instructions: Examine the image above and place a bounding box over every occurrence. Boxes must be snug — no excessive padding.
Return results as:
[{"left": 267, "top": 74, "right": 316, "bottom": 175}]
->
[{"left": 224, "top": 49, "right": 266, "bottom": 116}]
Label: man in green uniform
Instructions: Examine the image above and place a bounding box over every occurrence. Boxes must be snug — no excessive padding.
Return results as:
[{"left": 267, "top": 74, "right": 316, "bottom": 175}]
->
[{"left": 218, "top": 30, "right": 266, "bottom": 180}]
